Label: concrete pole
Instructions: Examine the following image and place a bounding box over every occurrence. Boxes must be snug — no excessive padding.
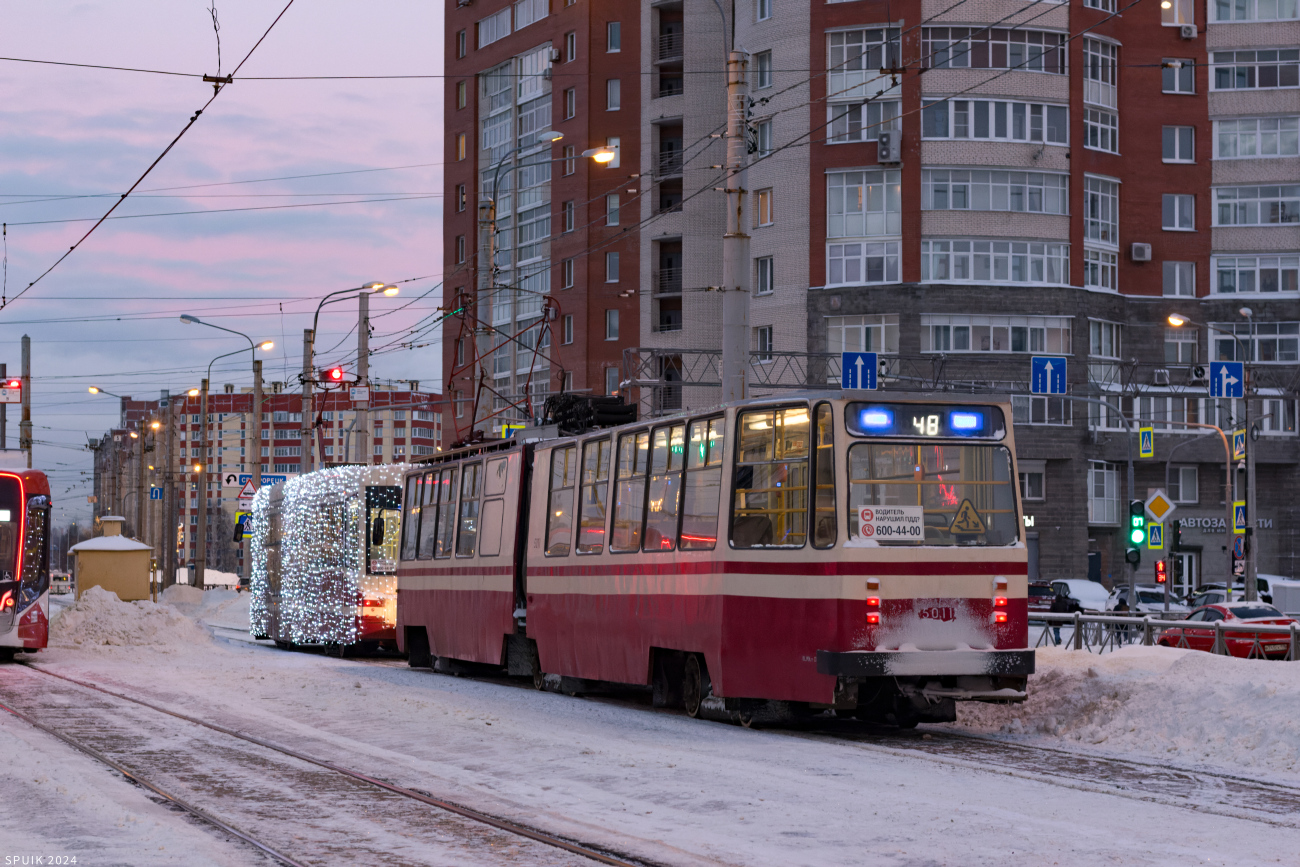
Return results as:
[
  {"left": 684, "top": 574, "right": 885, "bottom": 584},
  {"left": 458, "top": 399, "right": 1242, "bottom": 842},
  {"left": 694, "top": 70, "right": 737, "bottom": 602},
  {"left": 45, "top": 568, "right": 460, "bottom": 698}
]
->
[
  {"left": 1245, "top": 370, "right": 1257, "bottom": 601},
  {"left": 163, "top": 393, "right": 175, "bottom": 588},
  {"left": 20, "top": 335, "right": 32, "bottom": 468},
  {"left": 300, "top": 329, "right": 314, "bottom": 473},
  {"left": 358, "top": 291, "right": 371, "bottom": 464},
  {"left": 476, "top": 200, "right": 495, "bottom": 431},
  {"left": 196, "top": 378, "right": 208, "bottom": 590},
  {"left": 719, "top": 51, "right": 751, "bottom": 405},
  {"left": 136, "top": 429, "right": 145, "bottom": 542},
  {"left": 252, "top": 360, "right": 263, "bottom": 488}
]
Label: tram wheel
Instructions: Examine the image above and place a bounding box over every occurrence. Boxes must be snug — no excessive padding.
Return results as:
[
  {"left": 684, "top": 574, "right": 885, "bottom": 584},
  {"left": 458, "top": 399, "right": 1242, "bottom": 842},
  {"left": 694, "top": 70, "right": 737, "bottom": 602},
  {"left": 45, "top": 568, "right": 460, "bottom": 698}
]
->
[
  {"left": 531, "top": 656, "right": 545, "bottom": 691},
  {"left": 683, "top": 655, "right": 706, "bottom": 719},
  {"left": 0, "top": 649, "right": 14, "bottom": 664}
]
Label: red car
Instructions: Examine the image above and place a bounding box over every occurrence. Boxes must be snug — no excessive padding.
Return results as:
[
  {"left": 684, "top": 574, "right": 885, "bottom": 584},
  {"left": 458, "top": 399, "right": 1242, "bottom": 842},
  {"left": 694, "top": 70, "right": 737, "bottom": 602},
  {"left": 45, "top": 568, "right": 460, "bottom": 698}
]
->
[
  {"left": 1027, "top": 582, "right": 1055, "bottom": 615},
  {"left": 1158, "top": 603, "right": 1297, "bottom": 659}
]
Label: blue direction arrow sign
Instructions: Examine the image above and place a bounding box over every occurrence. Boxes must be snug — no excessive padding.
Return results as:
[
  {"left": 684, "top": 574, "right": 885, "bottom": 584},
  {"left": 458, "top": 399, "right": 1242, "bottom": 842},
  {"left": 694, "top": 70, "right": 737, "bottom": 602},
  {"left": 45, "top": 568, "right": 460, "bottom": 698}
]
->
[
  {"left": 1209, "top": 361, "right": 1245, "bottom": 398},
  {"left": 149, "top": 486, "right": 163, "bottom": 500},
  {"left": 1139, "top": 427, "right": 1154, "bottom": 459},
  {"left": 841, "top": 351, "right": 878, "bottom": 390},
  {"left": 1030, "top": 356, "right": 1067, "bottom": 395},
  {"left": 1234, "top": 500, "right": 1248, "bottom": 534}
]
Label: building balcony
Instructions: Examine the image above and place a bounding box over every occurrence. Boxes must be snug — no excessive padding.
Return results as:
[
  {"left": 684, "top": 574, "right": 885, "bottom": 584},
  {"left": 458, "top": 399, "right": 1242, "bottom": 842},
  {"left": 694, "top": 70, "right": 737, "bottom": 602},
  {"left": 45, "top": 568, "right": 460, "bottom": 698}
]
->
[
  {"left": 657, "top": 75, "right": 684, "bottom": 98},
  {"left": 657, "top": 150, "right": 683, "bottom": 176},
  {"left": 655, "top": 267, "right": 682, "bottom": 295},
  {"left": 656, "top": 32, "right": 684, "bottom": 64}
]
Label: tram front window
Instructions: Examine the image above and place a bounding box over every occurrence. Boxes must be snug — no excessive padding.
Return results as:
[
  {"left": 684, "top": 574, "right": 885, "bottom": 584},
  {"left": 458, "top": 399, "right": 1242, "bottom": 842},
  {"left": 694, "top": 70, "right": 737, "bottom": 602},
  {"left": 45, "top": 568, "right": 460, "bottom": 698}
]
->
[
  {"left": 731, "top": 407, "right": 809, "bottom": 548},
  {"left": 847, "top": 443, "right": 1018, "bottom": 546}
]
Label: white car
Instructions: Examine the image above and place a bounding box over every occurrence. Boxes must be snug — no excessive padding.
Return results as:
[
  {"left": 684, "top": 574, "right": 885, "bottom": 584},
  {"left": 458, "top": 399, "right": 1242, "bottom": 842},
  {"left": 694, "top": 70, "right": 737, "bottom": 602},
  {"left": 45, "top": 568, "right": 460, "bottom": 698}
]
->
[
  {"left": 1106, "top": 583, "right": 1189, "bottom": 615},
  {"left": 1050, "top": 579, "right": 1110, "bottom": 614}
]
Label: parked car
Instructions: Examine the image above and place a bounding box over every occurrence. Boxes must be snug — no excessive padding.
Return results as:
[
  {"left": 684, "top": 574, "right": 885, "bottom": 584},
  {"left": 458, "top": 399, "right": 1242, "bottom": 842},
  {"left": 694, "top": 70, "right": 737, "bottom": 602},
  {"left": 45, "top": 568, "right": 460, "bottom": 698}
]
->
[
  {"left": 1106, "top": 584, "right": 1189, "bottom": 615},
  {"left": 1028, "top": 581, "right": 1055, "bottom": 615},
  {"left": 1255, "top": 574, "right": 1286, "bottom": 605},
  {"left": 1186, "top": 584, "right": 1246, "bottom": 609},
  {"left": 1049, "top": 579, "right": 1110, "bottom": 614},
  {"left": 1158, "top": 602, "right": 1297, "bottom": 659}
]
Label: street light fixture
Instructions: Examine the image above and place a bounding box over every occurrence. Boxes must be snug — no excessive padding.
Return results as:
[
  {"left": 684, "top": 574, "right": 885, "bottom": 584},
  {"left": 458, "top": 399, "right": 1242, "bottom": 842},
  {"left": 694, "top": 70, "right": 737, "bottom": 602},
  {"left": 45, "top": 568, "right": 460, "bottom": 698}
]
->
[
  {"left": 88, "top": 386, "right": 123, "bottom": 398},
  {"left": 582, "top": 146, "right": 617, "bottom": 164}
]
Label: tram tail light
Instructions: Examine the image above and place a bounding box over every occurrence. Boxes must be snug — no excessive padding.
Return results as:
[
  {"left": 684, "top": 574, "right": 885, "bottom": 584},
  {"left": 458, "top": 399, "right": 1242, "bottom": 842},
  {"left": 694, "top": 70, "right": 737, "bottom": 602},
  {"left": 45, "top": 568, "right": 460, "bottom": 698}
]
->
[
  {"left": 994, "top": 596, "right": 1008, "bottom": 608},
  {"left": 866, "top": 595, "right": 880, "bottom": 625},
  {"left": 994, "top": 611, "right": 1008, "bottom": 623},
  {"left": 0, "top": 590, "right": 11, "bottom": 610}
]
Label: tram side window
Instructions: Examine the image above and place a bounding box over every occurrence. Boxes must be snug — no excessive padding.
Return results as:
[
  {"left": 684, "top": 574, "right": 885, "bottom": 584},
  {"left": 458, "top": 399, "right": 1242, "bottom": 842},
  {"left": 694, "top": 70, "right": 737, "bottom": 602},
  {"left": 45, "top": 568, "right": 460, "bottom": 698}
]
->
[
  {"left": 577, "top": 439, "right": 611, "bottom": 554},
  {"left": 20, "top": 505, "right": 49, "bottom": 602},
  {"left": 610, "top": 430, "right": 650, "bottom": 552},
  {"left": 456, "top": 462, "right": 481, "bottom": 557},
  {"left": 416, "top": 471, "right": 439, "bottom": 559},
  {"left": 731, "top": 407, "right": 810, "bottom": 548},
  {"left": 434, "top": 467, "right": 458, "bottom": 559},
  {"left": 546, "top": 446, "right": 578, "bottom": 556},
  {"left": 813, "top": 403, "right": 836, "bottom": 549},
  {"left": 681, "top": 417, "right": 725, "bottom": 550},
  {"left": 401, "top": 474, "right": 422, "bottom": 561},
  {"left": 644, "top": 424, "right": 687, "bottom": 552}
]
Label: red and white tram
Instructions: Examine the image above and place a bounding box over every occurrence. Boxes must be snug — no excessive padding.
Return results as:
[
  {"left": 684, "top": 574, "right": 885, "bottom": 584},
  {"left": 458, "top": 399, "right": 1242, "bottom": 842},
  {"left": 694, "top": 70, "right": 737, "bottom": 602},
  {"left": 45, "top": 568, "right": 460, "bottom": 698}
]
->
[
  {"left": 397, "top": 394, "right": 1032, "bottom": 726},
  {"left": 0, "top": 470, "right": 52, "bottom": 660}
]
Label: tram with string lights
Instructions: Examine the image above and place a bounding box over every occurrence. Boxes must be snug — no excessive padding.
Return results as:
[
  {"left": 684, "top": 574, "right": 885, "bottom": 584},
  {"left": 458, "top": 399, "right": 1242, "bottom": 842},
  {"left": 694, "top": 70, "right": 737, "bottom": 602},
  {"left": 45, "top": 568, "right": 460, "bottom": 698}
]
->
[
  {"left": 249, "top": 464, "right": 405, "bottom": 654},
  {"left": 0, "top": 469, "right": 52, "bottom": 661},
  {"left": 394, "top": 393, "right": 1033, "bottom": 727}
]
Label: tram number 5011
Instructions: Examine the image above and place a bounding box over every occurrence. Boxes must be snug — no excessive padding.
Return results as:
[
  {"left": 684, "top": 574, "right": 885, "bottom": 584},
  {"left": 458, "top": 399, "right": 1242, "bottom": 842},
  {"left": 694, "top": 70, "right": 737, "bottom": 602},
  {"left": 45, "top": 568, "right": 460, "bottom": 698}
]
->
[{"left": 912, "top": 414, "right": 940, "bottom": 436}]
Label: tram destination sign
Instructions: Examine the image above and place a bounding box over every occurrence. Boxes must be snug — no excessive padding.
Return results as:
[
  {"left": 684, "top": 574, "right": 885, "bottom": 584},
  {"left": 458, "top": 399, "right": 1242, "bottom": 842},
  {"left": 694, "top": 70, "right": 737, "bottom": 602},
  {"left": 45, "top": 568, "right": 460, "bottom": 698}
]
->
[
  {"left": 846, "top": 403, "right": 1006, "bottom": 439},
  {"left": 858, "top": 506, "right": 925, "bottom": 541}
]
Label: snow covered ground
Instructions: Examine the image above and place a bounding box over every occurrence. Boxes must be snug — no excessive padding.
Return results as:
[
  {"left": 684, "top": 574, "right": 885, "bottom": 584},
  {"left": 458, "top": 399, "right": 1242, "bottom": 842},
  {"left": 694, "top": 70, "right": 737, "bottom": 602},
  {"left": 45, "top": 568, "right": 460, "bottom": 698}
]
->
[{"left": 3, "top": 590, "right": 1300, "bottom": 865}]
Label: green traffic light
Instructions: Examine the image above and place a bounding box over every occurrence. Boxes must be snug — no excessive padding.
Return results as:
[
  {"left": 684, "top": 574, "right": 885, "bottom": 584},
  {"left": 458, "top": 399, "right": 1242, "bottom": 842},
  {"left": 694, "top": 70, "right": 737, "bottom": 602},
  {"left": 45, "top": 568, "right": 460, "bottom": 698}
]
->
[{"left": 1130, "top": 529, "right": 1146, "bottom": 545}]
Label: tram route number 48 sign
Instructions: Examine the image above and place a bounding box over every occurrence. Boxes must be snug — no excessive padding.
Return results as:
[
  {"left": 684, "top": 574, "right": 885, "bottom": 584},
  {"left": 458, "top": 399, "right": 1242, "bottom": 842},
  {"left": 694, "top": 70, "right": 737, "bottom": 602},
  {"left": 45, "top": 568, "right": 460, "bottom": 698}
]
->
[{"left": 858, "top": 506, "right": 924, "bottom": 540}]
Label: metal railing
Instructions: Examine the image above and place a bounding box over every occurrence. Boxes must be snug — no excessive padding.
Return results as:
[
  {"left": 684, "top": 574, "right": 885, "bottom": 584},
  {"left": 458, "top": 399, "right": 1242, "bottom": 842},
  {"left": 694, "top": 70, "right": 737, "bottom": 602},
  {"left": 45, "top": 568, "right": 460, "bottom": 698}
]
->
[
  {"left": 657, "top": 31, "right": 684, "bottom": 61},
  {"left": 655, "top": 267, "right": 682, "bottom": 295},
  {"left": 657, "top": 151, "right": 684, "bottom": 176},
  {"left": 1032, "top": 612, "right": 1300, "bottom": 661}
]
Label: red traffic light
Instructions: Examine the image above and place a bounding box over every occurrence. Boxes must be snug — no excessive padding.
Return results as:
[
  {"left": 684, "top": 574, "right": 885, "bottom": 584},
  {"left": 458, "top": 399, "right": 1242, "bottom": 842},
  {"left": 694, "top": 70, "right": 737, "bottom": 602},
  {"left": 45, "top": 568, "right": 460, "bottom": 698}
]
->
[
  {"left": 3, "top": 379, "right": 18, "bottom": 389},
  {"left": 323, "top": 367, "right": 345, "bottom": 382},
  {"left": 1155, "top": 560, "right": 1168, "bottom": 583}
]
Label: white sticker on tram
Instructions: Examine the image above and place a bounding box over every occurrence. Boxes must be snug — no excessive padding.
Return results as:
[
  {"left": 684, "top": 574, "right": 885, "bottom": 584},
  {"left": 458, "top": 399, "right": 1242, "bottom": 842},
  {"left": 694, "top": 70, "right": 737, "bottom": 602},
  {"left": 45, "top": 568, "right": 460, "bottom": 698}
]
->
[{"left": 857, "top": 506, "right": 925, "bottom": 541}]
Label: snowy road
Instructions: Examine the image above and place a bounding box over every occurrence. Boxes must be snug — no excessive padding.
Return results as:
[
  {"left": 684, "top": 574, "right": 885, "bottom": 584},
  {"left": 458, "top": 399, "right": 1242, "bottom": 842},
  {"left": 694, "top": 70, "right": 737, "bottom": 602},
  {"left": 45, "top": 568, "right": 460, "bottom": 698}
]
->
[{"left": 3, "top": 590, "right": 1300, "bottom": 866}]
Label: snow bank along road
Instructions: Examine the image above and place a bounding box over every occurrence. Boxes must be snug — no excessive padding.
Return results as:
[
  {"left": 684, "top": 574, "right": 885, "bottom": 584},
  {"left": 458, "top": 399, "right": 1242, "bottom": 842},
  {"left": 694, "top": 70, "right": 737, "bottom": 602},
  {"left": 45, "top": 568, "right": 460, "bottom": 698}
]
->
[{"left": 3, "top": 589, "right": 1300, "bottom": 866}]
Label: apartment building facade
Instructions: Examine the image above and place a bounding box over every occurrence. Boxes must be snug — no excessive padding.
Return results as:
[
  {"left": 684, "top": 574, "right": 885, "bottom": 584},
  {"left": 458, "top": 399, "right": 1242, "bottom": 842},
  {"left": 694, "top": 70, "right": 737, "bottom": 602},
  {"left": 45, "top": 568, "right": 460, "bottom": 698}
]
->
[
  {"left": 629, "top": 0, "right": 1299, "bottom": 585},
  {"left": 443, "top": 0, "right": 642, "bottom": 438}
]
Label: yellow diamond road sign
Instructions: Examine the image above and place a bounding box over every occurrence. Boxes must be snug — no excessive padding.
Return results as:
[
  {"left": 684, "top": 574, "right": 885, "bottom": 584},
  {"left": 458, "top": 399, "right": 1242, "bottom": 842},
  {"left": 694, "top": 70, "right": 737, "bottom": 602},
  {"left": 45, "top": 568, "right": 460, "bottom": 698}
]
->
[{"left": 1145, "top": 490, "right": 1176, "bottom": 523}]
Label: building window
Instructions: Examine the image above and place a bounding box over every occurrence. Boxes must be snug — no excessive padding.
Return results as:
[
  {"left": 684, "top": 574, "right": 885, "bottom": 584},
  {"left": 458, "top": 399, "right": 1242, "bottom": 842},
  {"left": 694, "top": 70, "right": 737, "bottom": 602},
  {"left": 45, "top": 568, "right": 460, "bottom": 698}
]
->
[
  {"left": 1018, "top": 464, "right": 1046, "bottom": 500},
  {"left": 1162, "top": 0, "right": 1194, "bottom": 24},
  {"left": 921, "top": 314, "right": 1071, "bottom": 354},
  {"left": 605, "top": 309, "right": 619, "bottom": 340},
  {"left": 456, "top": 184, "right": 466, "bottom": 212},
  {"left": 827, "top": 314, "right": 900, "bottom": 355},
  {"left": 1088, "top": 461, "right": 1120, "bottom": 525},
  {"left": 1214, "top": 255, "right": 1300, "bottom": 293},
  {"left": 1214, "top": 186, "right": 1300, "bottom": 225},
  {"left": 1163, "top": 59, "right": 1195, "bottom": 93},
  {"left": 755, "top": 188, "right": 773, "bottom": 226},
  {"left": 456, "top": 133, "right": 466, "bottom": 161},
  {"left": 561, "top": 257, "right": 575, "bottom": 289},
  {"left": 606, "top": 194, "right": 619, "bottom": 226},
  {"left": 1213, "top": 50, "right": 1300, "bottom": 90},
  {"left": 606, "top": 79, "right": 621, "bottom": 110},
  {"left": 455, "top": 338, "right": 466, "bottom": 367},
  {"left": 1083, "top": 38, "right": 1118, "bottom": 108},
  {"left": 605, "top": 252, "right": 619, "bottom": 282},
  {"left": 1210, "top": 322, "right": 1300, "bottom": 361},
  {"left": 454, "top": 390, "right": 465, "bottom": 419},
  {"left": 565, "top": 31, "right": 576, "bottom": 62},
  {"left": 755, "top": 256, "right": 775, "bottom": 295},
  {"left": 828, "top": 100, "right": 901, "bottom": 143},
  {"left": 757, "top": 0, "right": 773, "bottom": 21},
  {"left": 604, "top": 367, "right": 619, "bottom": 395},
  {"left": 457, "top": 80, "right": 468, "bottom": 109},
  {"left": 1216, "top": 117, "right": 1300, "bottom": 158},
  {"left": 1083, "top": 176, "right": 1120, "bottom": 247},
  {"left": 921, "top": 240, "right": 1069, "bottom": 285},
  {"left": 564, "top": 88, "right": 576, "bottom": 119},
  {"left": 607, "top": 21, "right": 621, "bottom": 52},
  {"left": 563, "top": 314, "right": 574, "bottom": 344},
  {"left": 456, "top": 29, "right": 467, "bottom": 58},
  {"left": 514, "top": 0, "right": 547, "bottom": 30},
  {"left": 1163, "top": 126, "right": 1195, "bottom": 162},
  {"left": 827, "top": 169, "right": 901, "bottom": 238},
  {"left": 1163, "top": 262, "right": 1196, "bottom": 296},
  {"left": 1165, "top": 326, "right": 1199, "bottom": 363},
  {"left": 756, "top": 326, "right": 774, "bottom": 362},
  {"left": 1090, "top": 320, "right": 1122, "bottom": 359},
  {"left": 827, "top": 242, "right": 900, "bottom": 286},
  {"left": 920, "top": 28, "right": 1067, "bottom": 74},
  {"left": 828, "top": 29, "right": 900, "bottom": 99},
  {"left": 755, "top": 119, "right": 773, "bottom": 155},
  {"left": 755, "top": 51, "right": 773, "bottom": 88},
  {"left": 922, "top": 99, "right": 1068, "bottom": 144},
  {"left": 561, "top": 200, "right": 574, "bottom": 232},
  {"left": 563, "top": 145, "right": 576, "bottom": 175},
  {"left": 1083, "top": 249, "right": 1117, "bottom": 291},
  {"left": 1215, "top": 0, "right": 1300, "bottom": 19},
  {"left": 1014, "top": 397, "right": 1072, "bottom": 428},
  {"left": 1163, "top": 194, "right": 1195, "bottom": 230},
  {"left": 921, "top": 169, "right": 1067, "bottom": 214},
  {"left": 455, "top": 235, "right": 466, "bottom": 264},
  {"left": 604, "top": 136, "right": 621, "bottom": 168},
  {"left": 1084, "top": 108, "right": 1119, "bottom": 153},
  {"left": 1169, "top": 466, "right": 1198, "bottom": 503},
  {"left": 478, "top": 8, "right": 512, "bottom": 48}
]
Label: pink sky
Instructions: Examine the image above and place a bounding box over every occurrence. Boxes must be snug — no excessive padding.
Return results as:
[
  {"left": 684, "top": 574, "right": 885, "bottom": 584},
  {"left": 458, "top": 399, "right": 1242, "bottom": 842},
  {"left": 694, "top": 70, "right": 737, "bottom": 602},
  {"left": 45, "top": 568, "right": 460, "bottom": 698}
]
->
[{"left": 0, "top": 0, "right": 444, "bottom": 522}]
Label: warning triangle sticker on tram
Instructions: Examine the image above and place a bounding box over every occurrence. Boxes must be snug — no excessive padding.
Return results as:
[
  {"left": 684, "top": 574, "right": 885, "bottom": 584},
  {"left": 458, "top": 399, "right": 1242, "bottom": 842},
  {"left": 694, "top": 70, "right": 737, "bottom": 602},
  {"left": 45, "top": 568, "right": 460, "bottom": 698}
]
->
[
  {"left": 950, "top": 499, "right": 987, "bottom": 535},
  {"left": 236, "top": 480, "right": 257, "bottom": 500}
]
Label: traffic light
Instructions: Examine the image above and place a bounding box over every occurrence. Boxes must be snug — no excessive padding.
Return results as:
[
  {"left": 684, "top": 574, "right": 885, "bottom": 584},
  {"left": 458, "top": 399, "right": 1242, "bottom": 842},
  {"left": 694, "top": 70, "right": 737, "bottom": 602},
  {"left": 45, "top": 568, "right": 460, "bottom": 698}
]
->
[
  {"left": 1125, "top": 500, "right": 1145, "bottom": 566},
  {"left": 320, "top": 367, "right": 346, "bottom": 384},
  {"left": 1169, "top": 519, "right": 1182, "bottom": 553},
  {"left": 1155, "top": 559, "right": 1167, "bottom": 584}
]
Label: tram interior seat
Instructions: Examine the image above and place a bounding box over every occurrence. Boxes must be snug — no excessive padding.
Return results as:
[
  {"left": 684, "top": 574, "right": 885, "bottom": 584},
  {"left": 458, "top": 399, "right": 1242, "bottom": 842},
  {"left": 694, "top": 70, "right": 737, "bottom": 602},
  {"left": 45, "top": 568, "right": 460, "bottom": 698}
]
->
[{"left": 732, "top": 515, "right": 773, "bottom": 548}]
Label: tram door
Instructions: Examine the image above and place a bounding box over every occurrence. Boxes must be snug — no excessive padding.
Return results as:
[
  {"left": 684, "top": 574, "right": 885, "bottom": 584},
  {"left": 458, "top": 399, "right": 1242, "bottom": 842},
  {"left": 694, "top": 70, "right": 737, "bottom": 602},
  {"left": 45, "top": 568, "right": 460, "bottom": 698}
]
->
[{"left": 1173, "top": 551, "right": 1198, "bottom": 597}]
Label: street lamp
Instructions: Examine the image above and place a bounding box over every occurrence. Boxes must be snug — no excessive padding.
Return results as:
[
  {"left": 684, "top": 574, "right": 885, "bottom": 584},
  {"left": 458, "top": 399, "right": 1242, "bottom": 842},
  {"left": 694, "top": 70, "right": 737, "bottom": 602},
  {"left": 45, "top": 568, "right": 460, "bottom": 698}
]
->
[{"left": 88, "top": 386, "right": 123, "bottom": 398}]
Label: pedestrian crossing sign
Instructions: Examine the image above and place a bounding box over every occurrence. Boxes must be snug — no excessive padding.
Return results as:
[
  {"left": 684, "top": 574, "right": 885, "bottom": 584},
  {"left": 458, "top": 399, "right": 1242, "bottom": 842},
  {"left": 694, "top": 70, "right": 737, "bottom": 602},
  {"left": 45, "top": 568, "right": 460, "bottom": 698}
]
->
[
  {"left": 1139, "top": 427, "right": 1154, "bottom": 459},
  {"left": 1234, "top": 501, "right": 1247, "bottom": 534},
  {"left": 1233, "top": 429, "right": 1246, "bottom": 461},
  {"left": 1148, "top": 522, "right": 1164, "bottom": 549}
]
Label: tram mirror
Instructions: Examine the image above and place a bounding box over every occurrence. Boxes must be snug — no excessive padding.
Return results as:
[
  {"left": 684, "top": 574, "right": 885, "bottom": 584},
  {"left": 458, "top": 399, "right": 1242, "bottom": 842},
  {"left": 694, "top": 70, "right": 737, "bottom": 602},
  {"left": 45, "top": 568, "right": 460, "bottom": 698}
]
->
[{"left": 371, "top": 517, "right": 386, "bottom": 546}]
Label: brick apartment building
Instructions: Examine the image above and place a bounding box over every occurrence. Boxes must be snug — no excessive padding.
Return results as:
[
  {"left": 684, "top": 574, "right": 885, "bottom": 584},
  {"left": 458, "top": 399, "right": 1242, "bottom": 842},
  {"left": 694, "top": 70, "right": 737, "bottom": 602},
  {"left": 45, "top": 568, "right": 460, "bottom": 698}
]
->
[
  {"left": 443, "top": 0, "right": 1298, "bottom": 586},
  {"left": 92, "top": 385, "right": 444, "bottom": 576},
  {"left": 443, "top": 0, "right": 642, "bottom": 438}
]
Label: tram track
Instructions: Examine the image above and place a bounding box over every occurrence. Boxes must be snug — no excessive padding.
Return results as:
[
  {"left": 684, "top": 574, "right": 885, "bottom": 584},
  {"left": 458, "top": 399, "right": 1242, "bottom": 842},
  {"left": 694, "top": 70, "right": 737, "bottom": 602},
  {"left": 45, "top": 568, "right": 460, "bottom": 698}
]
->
[{"left": 7, "top": 662, "right": 682, "bottom": 867}]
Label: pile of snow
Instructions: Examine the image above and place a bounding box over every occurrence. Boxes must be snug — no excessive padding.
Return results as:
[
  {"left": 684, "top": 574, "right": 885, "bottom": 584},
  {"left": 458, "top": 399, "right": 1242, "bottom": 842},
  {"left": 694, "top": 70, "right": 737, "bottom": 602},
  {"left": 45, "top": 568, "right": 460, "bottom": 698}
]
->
[
  {"left": 51, "top": 586, "right": 211, "bottom": 648},
  {"left": 957, "top": 645, "right": 1300, "bottom": 780},
  {"left": 171, "top": 568, "right": 240, "bottom": 588},
  {"left": 160, "top": 585, "right": 249, "bottom": 630}
]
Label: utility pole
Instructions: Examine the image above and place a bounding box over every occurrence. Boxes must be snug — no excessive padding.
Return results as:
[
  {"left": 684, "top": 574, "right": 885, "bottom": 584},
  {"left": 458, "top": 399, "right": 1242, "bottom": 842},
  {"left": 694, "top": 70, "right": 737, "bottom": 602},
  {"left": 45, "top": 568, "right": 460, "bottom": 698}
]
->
[
  {"left": 20, "top": 335, "right": 32, "bottom": 468},
  {"left": 719, "top": 51, "right": 751, "bottom": 405},
  {"left": 162, "top": 390, "right": 175, "bottom": 589},
  {"left": 475, "top": 200, "right": 495, "bottom": 432},
  {"left": 196, "top": 378, "right": 208, "bottom": 590},
  {"left": 136, "top": 428, "right": 145, "bottom": 542},
  {"left": 358, "top": 292, "right": 371, "bottom": 465},
  {"left": 1244, "top": 369, "right": 1257, "bottom": 602},
  {"left": 300, "top": 329, "right": 314, "bottom": 473},
  {"left": 252, "top": 360, "right": 263, "bottom": 488}
]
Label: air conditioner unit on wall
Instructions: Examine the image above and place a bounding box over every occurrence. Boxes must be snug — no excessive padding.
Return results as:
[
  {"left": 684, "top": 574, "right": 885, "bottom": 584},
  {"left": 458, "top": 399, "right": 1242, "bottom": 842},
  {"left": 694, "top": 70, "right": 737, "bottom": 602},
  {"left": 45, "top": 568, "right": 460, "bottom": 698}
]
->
[
  {"left": 878, "top": 130, "right": 902, "bottom": 164},
  {"left": 1180, "top": 24, "right": 1198, "bottom": 39},
  {"left": 1131, "top": 242, "right": 1152, "bottom": 262},
  {"left": 550, "top": 48, "right": 562, "bottom": 62},
  {"left": 1189, "top": 365, "right": 1208, "bottom": 384},
  {"left": 1153, "top": 369, "right": 1171, "bottom": 386}
]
